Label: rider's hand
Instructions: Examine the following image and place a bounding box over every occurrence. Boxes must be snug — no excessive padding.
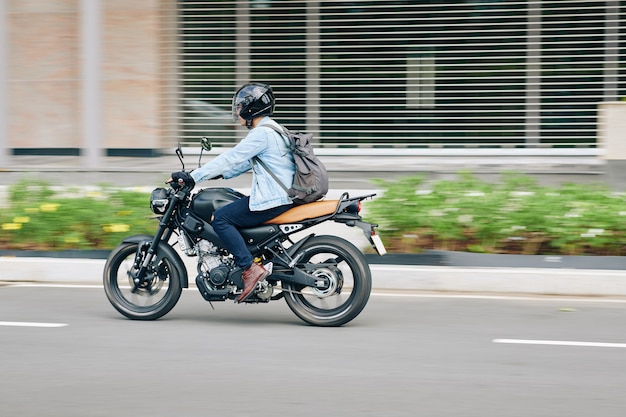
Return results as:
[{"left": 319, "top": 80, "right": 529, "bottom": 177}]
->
[{"left": 168, "top": 171, "right": 195, "bottom": 189}]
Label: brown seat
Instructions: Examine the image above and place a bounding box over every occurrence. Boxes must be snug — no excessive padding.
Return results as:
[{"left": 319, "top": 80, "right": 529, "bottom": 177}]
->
[{"left": 264, "top": 200, "right": 339, "bottom": 224}]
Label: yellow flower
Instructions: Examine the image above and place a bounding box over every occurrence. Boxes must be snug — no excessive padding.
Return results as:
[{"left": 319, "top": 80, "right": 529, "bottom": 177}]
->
[
  {"left": 64, "top": 236, "right": 80, "bottom": 243},
  {"left": 117, "top": 210, "right": 133, "bottom": 216},
  {"left": 2, "top": 223, "right": 22, "bottom": 230},
  {"left": 40, "top": 203, "right": 60, "bottom": 212},
  {"left": 13, "top": 216, "right": 30, "bottom": 224},
  {"left": 102, "top": 224, "right": 130, "bottom": 233}
]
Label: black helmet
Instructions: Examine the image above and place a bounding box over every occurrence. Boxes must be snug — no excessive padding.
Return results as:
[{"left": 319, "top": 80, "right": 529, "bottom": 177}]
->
[{"left": 232, "top": 82, "right": 275, "bottom": 124}]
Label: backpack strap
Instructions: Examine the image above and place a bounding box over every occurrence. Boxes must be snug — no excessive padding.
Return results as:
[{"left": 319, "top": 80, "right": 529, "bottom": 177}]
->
[
  {"left": 252, "top": 123, "right": 294, "bottom": 195},
  {"left": 259, "top": 123, "right": 293, "bottom": 150},
  {"left": 261, "top": 123, "right": 284, "bottom": 135},
  {"left": 251, "top": 155, "right": 290, "bottom": 196}
]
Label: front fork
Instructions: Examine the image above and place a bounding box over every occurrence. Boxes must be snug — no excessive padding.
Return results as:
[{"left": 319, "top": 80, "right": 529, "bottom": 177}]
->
[{"left": 130, "top": 191, "right": 184, "bottom": 291}]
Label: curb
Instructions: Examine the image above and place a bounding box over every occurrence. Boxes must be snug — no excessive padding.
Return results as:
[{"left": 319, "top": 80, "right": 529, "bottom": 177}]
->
[
  {"left": 2, "top": 249, "right": 625, "bottom": 270},
  {"left": 2, "top": 253, "right": 626, "bottom": 297},
  {"left": 371, "top": 251, "right": 626, "bottom": 270}
]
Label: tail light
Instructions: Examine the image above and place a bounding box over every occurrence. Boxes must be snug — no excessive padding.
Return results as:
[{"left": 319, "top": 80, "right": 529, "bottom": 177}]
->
[{"left": 345, "top": 201, "right": 361, "bottom": 214}]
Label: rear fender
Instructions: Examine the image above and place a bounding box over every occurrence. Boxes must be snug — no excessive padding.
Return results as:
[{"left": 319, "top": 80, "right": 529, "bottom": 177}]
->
[
  {"left": 286, "top": 233, "right": 316, "bottom": 260},
  {"left": 121, "top": 234, "right": 189, "bottom": 288}
]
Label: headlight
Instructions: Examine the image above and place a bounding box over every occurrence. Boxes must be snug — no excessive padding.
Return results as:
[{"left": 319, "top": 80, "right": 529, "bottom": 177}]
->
[{"left": 150, "top": 188, "right": 170, "bottom": 214}]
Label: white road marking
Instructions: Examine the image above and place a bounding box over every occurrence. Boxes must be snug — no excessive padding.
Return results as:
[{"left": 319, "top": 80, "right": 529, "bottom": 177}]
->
[
  {"left": 5, "top": 284, "right": 102, "bottom": 289},
  {"left": 371, "top": 265, "right": 626, "bottom": 277},
  {"left": 493, "top": 339, "right": 626, "bottom": 349},
  {"left": 371, "top": 292, "right": 626, "bottom": 302},
  {"left": 0, "top": 321, "right": 68, "bottom": 328}
]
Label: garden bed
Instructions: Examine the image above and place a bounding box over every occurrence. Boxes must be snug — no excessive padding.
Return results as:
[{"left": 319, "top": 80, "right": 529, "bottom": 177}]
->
[{"left": 3, "top": 174, "right": 626, "bottom": 256}]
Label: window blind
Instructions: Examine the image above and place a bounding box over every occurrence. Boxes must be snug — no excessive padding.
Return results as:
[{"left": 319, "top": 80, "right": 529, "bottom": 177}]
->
[{"left": 176, "top": 0, "right": 625, "bottom": 150}]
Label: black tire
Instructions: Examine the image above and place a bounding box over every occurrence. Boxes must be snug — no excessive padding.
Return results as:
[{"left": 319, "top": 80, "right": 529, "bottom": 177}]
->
[
  {"left": 283, "top": 235, "right": 372, "bottom": 326},
  {"left": 103, "top": 242, "right": 183, "bottom": 320}
]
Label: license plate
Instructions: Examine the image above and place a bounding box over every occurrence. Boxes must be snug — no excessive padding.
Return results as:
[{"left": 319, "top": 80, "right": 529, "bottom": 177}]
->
[{"left": 371, "top": 234, "right": 387, "bottom": 256}]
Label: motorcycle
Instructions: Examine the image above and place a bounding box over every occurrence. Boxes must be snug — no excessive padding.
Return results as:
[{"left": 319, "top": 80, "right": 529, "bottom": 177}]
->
[{"left": 103, "top": 139, "right": 386, "bottom": 326}]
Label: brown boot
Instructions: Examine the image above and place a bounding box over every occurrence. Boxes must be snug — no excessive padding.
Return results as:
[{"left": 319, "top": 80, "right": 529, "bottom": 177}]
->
[{"left": 237, "top": 263, "right": 270, "bottom": 303}]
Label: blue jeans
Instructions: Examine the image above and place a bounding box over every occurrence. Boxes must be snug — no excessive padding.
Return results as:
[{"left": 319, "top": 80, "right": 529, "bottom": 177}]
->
[{"left": 212, "top": 196, "right": 292, "bottom": 269}]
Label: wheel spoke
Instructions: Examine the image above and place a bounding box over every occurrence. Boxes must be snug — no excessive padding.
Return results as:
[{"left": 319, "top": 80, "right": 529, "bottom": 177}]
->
[
  {"left": 282, "top": 236, "right": 371, "bottom": 326},
  {"left": 103, "top": 243, "right": 183, "bottom": 320}
]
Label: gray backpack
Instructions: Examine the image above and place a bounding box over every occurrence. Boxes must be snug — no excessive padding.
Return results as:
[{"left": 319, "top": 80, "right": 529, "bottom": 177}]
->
[{"left": 254, "top": 124, "right": 329, "bottom": 205}]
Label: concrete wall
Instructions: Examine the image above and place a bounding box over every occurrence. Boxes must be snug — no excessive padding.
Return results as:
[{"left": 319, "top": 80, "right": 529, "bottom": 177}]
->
[
  {"left": 598, "top": 101, "right": 626, "bottom": 191},
  {"left": 4, "top": 0, "right": 168, "bottom": 156},
  {"left": 7, "top": 0, "right": 79, "bottom": 152}
]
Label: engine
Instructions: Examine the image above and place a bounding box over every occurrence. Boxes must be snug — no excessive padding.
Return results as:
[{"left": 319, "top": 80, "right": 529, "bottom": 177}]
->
[
  {"left": 194, "top": 239, "right": 273, "bottom": 302},
  {"left": 197, "top": 240, "right": 231, "bottom": 288}
]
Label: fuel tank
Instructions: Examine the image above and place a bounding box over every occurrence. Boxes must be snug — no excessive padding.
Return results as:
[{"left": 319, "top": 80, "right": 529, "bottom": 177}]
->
[{"left": 190, "top": 187, "right": 244, "bottom": 223}]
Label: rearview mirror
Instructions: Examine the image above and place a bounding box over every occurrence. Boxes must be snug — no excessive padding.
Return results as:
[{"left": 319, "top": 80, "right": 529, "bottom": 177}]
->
[
  {"left": 198, "top": 137, "right": 212, "bottom": 168},
  {"left": 201, "top": 137, "right": 212, "bottom": 152},
  {"left": 176, "top": 144, "right": 185, "bottom": 170}
]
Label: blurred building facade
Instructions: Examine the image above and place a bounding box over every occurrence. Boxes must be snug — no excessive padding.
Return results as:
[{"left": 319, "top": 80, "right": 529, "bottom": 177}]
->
[
  {"left": 0, "top": 0, "right": 171, "bottom": 161},
  {"left": 0, "top": 0, "right": 624, "bottom": 164}
]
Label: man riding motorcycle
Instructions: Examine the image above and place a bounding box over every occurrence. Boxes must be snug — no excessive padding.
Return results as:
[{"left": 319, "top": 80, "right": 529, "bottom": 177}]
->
[{"left": 170, "top": 82, "right": 296, "bottom": 302}]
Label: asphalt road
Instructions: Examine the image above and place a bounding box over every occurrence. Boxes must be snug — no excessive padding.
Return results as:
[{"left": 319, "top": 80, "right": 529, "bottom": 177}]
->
[{"left": 1, "top": 285, "right": 626, "bottom": 417}]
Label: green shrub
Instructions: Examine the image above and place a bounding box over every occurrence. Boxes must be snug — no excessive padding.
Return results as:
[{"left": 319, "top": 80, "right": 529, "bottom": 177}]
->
[
  {"left": 365, "top": 172, "right": 626, "bottom": 255},
  {"left": 4, "top": 175, "right": 626, "bottom": 255},
  {"left": 0, "top": 180, "right": 154, "bottom": 251}
]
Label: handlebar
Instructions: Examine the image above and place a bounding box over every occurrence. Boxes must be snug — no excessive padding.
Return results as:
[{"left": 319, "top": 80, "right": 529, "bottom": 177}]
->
[{"left": 166, "top": 179, "right": 194, "bottom": 192}]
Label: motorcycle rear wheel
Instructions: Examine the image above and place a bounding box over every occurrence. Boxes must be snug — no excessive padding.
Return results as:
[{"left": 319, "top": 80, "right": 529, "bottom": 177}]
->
[
  {"left": 283, "top": 235, "right": 372, "bottom": 326},
  {"left": 103, "top": 242, "right": 182, "bottom": 320}
]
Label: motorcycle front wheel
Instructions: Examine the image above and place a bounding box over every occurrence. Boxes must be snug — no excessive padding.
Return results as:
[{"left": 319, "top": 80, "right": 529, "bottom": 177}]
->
[
  {"left": 103, "top": 242, "right": 182, "bottom": 320},
  {"left": 283, "top": 235, "right": 372, "bottom": 326}
]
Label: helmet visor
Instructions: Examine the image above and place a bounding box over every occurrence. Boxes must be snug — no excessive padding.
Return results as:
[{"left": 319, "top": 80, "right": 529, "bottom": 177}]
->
[
  {"left": 232, "top": 91, "right": 246, "bottom": 122},
  {"left": 232, "top": 102, "right": 242, "bottom": 123},
  {"left": 231, "top": 83, "right": 274, "bottom": 122}
]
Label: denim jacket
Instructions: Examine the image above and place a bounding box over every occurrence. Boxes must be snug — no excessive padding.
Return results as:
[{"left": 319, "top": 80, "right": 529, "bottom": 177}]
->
[{"left": 191, "top": 117, "right": 296, "bottom": 211}]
